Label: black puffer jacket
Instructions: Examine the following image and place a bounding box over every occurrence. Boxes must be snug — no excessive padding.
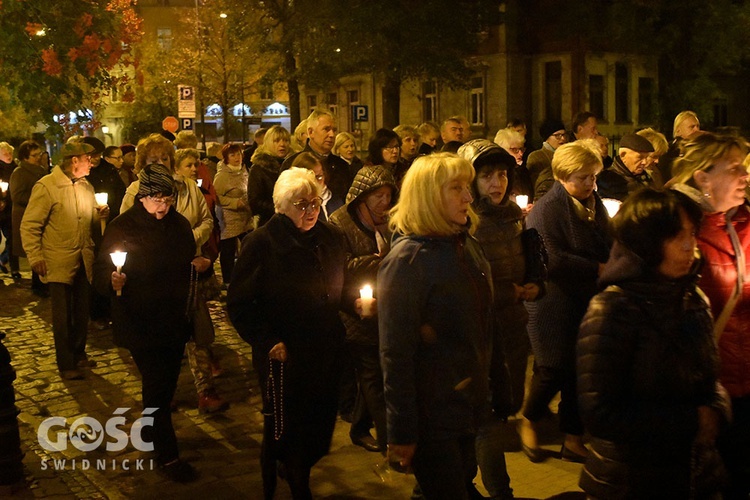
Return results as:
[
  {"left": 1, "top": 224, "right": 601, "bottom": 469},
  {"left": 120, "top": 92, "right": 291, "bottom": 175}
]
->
[
  {"left": 248, "top": 152, "right": 284, "bottom": 227},
  {"left": 577, "top": 242, "right": 729, "bottom": 499},
  {"left": 329, "top": 165, "right": 397, "bottom": 345}
]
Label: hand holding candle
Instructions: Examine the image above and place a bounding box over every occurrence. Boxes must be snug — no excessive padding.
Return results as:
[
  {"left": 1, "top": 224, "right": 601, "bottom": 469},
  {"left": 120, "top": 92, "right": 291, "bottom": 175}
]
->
[
  {"left": 197, "top": 178, "right": 203, "bottom": 188},
  {"left": 0, "top": 181, "right": 8, "bottom": 194},
  {"left": 515, "top": 195, "right": 529, "bottom": 210},
  {"left": 110, "top": 251, "right": 127, "bottom": 296},
  {"left": 95, "top": 192, "right": 109, "bottom": 234},
  {"left": 359, "top": 284, "right": 374, "bottom": 318},
  {"left": 601, "top": 198, "right": 622, "bottom": 218}
]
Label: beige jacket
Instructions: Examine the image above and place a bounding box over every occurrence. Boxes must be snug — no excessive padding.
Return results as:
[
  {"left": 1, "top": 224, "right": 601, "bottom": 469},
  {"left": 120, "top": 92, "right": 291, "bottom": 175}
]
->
[
  {"left": 21, "top": 166, "right": 99, "bottom": 285},
  {"left": 121, "top": 175, "right": 212, "bottom": 255}
]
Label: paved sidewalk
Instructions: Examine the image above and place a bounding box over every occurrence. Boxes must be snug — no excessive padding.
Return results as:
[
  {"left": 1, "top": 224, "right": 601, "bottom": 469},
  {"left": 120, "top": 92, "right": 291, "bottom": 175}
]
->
[{"left": 0, "top": 268, "right": 584, "bottom": 499}]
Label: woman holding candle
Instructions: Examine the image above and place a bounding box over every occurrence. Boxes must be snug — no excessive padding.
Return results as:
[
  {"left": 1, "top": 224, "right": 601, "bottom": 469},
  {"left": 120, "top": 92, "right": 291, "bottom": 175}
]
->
[
  {"left": 227, "top": 167, "right": 346, "bottom": 499},
  {"left": 378, "top": 153, "right": 498, "bottom": 498},
  {"left": 521, "top": 141, "right": 611, "bottom": 463},
  {"left": 94, "top": 164, "right": 197, "bottom": 483},
  {"left": 457, "top": 140, "right": 547, "bottom": 498},
  {"left": 328, "top": 165, "right": 397, "bottom": 453}
]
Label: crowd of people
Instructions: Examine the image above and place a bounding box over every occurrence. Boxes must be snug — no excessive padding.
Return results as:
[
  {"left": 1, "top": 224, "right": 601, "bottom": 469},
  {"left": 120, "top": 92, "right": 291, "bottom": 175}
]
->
[{"left": 0, "top": 107, "right": 748, "bottom": 499}]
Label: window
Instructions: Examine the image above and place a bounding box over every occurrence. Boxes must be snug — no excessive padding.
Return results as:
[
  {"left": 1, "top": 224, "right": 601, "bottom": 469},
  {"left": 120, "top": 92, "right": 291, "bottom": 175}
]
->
[
  {"left": 638, "top": 77, "right": 655, "bottom": 125},
  {"left": 470, "top": 76, "right": 485, "bottom": 126},
  {"left": 259, "top": 82, "right": 273, "bottom": 100},
  {"left": 327, "top": 92, "right": 338, "bottom": 117},
  {"left": 307, "top": 94, "right": 317, "bottom": 111},
  {"left": 423, "top": 81, "right": 438, "bottom": 122},
  {"left": 615, "top": 63, "right": 629, "bottom": 123},
  {"left": 713, "top": 99, "right": 728, "bottom": 128},
  {"left": 589, "top": 75, "right": 605, "bottom": 122},
  {"left": 156, "top": 27, "right": 172, "bottom": 51},
  {"left": 544, "top": 61, "right": 562, "bottom": 120}
]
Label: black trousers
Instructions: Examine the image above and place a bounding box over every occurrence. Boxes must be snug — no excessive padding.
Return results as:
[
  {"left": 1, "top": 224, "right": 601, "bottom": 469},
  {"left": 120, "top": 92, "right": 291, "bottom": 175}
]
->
[
  {"left": 522, "top": 364, "right": 583, "bottom": 436},
  {"left": 219, "top": 233, "right": 247, "bottom": 284},
  {"left": 348, "top": 343, "right": 387, "bottom": 450},
  {"left": 48, "top": 266, "right": 90, "bottom": 372},
  {"left": 718, "top": 395, "right": 750, "bottom": 499},
  {"left": 412, "top": 433, "right": 478, "bottom": 500},
  {"left": 130, "top": 343, "right": 185, "bottom": 465}
]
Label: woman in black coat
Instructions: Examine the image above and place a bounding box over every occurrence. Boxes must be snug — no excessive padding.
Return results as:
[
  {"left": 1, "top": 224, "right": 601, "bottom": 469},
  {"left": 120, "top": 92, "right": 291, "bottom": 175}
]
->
[
  {"left": 247, "top": 125, "right": 292, "bottom": 227},
  {"left": 577, "top": 189, "right": 730, "bottom": 499},
  {"left": 522, "top": 141, "right": 612, "bottom": 463},
  {"left": 227, "top": 167, "right": 346, "bottom": 500},
  {"left": 93, "top": 165, "right": 197, "bottom": 482}
]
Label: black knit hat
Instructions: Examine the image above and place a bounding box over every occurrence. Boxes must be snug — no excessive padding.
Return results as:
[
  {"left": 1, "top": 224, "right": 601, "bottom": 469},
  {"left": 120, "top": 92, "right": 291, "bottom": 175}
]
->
[
  {"left": 539, "top": 119, "right": 566, "bottom": 141},
  {"left": 138, "top": 164, "right": 174, "bottom": 197}
]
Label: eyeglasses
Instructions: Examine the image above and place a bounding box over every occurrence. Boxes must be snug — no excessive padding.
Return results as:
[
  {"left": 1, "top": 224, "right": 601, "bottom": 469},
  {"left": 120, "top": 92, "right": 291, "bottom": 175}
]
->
[
  {"left": 293, "top": 197, "right": 323, "bottom": 212},
  {"left": 383, "top": 145, "right": 401, "bottom": 151},
  {"left": 551, "top": 132, "right": 567, "bottom": 139},
  {"left": 146, "top": 195, "right": 175, "bottom": 206},
  {"left": 509, "top": 147, "right": 525, "bottom": 154}
]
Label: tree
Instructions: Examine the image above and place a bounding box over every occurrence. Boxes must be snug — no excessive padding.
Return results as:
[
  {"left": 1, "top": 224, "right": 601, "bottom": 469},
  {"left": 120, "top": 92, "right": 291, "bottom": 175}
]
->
[{"left": 0, "top": 0, "right": 142, "bottom": 133}]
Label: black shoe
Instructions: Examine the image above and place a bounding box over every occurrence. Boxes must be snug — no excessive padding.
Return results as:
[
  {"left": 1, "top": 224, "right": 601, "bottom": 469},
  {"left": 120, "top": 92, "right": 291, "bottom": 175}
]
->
[
  {"left": 560, "top": 443, "right": 588, "bottom": 463},
  {"left": 159, "top": 459, "right": 198, "bottom": 483},
  {"left": 11, "top": 272, "right": 21, "bottom": 284},
  {"left": 351, "top": 434, "right": 382, "bottom": 452},
  {"left": 60, "top": 369, "right": 85, "bottom": 380},
  {"left": 522, "top": 443, "right": 546, "bottom": 463},
  {"left": 0, "top": 263, "right": 8, "bottom": 274}
]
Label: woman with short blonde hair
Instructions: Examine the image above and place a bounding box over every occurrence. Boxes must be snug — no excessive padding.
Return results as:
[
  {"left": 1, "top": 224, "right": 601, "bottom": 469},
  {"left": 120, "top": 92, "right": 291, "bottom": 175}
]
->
[{"left": 379, "top": 152, "right": 494, "bottom": 498}]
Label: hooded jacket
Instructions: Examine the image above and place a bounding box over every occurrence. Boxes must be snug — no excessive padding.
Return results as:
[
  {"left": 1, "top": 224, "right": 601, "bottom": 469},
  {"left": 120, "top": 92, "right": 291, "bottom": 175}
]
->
[{"left": 329, "top": 165, "right": 397, "bottom": 345}]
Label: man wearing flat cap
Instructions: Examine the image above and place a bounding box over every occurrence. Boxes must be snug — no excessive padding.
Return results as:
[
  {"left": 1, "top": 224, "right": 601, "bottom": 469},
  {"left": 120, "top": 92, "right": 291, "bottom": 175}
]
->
[
  {"left": 21, "top": 141, "right": 109, "bottom": 380},
  {"left": 596, "top": 133, "right": 656, "bottom": 202}
]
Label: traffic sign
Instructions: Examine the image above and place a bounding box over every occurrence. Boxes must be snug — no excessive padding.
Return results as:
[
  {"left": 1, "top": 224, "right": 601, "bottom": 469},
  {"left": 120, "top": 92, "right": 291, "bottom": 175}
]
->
[
  {"left": 181, "top": 118, "right": 194, "bottom": 131},
  {"left": 162, "top": 116, "right": 179, "bottom": 133},
  {"left": 352, "top": 105, "right": 368, "bottom": 122},
  {"left": 178, "top": 84, "right": 196, "bottom": 118}
]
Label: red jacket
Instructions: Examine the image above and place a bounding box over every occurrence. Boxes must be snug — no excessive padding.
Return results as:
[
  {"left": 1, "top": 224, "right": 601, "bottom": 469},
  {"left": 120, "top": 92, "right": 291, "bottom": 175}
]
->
[{"left": 698, "top": 204, "right": 750, "bottom": 398}]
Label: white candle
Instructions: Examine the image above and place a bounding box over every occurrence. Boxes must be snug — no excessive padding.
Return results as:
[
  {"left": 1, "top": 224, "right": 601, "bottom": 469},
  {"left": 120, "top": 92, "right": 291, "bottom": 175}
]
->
[
  {"left": 515, "top": 195, "right": 528, "bottom": 210},
  {"left": 601, "top": 198, "right": 622, "bottom": 218},
  {"left": 94, "top": 192, "right": 108, "bottom": 206},
  {"left": 110, "top": 251, "right": 127, "bottom": 296},
  {"left": 359, "top": 284, "right": 374, "bottom": 317},
  {"left": 0, "top": 181, "right": 8, "bottom": 193},
  {"left": 197, "top": 178, "right": 203, "bottom": 188}
]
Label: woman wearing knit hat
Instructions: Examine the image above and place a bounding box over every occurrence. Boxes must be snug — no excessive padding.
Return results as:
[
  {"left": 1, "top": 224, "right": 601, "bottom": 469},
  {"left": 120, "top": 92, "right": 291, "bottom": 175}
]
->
[{"left": 93, "top": 164, "right": 198, "bottom": 483}]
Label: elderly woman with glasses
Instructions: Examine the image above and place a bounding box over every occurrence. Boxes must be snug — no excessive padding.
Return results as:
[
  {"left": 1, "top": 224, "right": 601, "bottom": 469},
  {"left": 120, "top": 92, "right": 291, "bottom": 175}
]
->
[
  {"left": 228, "top": 167, "right": 347, "bottom": 500},
  {"left": 94, "top": 165, "right": 197, "bottom": 483}
]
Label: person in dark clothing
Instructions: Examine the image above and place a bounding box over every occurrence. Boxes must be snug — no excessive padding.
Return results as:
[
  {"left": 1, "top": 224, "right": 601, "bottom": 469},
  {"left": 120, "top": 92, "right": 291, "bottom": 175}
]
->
[
  {"left": 417, "top": 122, "right": 440, "bottom": 156},
  {"left": 596, "top": 133, "right": 655, "bottom": 202},
  {"left": 281, "top": 110, "right": 353, "bottom": 203},
  {"left": 379, "top": 153, "right": 497, "bottom": 499},
  {"left": 333, "top": 132, "right": 364, "bottom": 180},
  {"left": 329, "top": 165, "right": 398, "bottom": 453},
  {"left": 521, "top": 141, "right": 612, "bottom": 464},
  {"left": 577, "top": 188, "right": 730, "bottom": 499},
  {"left": 94, "top": 164, "right": 197, "bottom": 483},
  {"left": 0, "top": 142, "right": 20, "bottom": 281},
  {"left": 248, "top": 125, "right": 291, "bottom": 227},
  {"left": 364, "top": 128, "right": 409, "bottom": 187},
  {"left": 227, "top": 167, "right": 347, "bottom": 500}
]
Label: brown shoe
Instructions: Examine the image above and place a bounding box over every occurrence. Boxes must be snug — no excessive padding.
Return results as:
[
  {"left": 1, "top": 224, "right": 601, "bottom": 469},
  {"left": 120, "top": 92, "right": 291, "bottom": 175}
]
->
[
  {"left": 77, "top": 358, "right": 97, "bottom": 368},
  {"left": 61, "top": 369, "right": 85, "bottom": 380},
  {"left": 198, "top": 389, "right": 228, "bottom": 414}
]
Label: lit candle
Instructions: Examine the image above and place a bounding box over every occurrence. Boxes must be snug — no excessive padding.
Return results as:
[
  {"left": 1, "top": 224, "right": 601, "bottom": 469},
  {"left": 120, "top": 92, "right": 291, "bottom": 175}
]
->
[
  {"left": 95, "top": 192, "right": 108, "bottom": 234},
  {"left": 197, "top": 178, "right": 203, "bottom": 188},
  {"left": 359, "top": 284, "right": 374, "bottom": 317},
  {"left": 110, "top": 251, "right": 127, "bottom": 296},
  {"left": 515, "top": 195, "right": 529, "bottom": 210},
  {"left": 0, "top": 181, "right": 8, "bottom": 193},
  {"left": 601, "top": 198, "right": 622, "bottom": 218}
]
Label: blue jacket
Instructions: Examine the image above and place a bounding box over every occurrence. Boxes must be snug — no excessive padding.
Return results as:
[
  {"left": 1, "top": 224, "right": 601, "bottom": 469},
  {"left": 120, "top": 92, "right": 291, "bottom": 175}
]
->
[{"left": 378, "top": 231, "right": 496, "bottom": 444}]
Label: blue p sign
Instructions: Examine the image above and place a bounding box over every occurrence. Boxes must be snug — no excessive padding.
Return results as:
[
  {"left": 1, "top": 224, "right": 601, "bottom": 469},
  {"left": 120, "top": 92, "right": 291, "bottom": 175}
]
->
[{"left": 352, "top": 105, "right": 368, "bottom": 122}]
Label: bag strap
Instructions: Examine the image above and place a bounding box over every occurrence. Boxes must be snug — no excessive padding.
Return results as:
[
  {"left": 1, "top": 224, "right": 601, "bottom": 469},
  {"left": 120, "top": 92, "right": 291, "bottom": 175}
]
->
[{"left": 713, "top": 212, "right": 745, "bottom": 342}]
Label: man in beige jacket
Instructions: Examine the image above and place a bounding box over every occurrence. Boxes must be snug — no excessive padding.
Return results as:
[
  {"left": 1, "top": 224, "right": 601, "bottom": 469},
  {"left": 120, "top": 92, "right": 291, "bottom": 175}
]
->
[{"left": 21, "top": 141, "right": 109, "bottom": 380}]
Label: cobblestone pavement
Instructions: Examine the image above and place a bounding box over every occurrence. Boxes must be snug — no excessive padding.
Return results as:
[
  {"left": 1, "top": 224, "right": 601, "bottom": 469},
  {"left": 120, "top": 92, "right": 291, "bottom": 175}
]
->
[{"left": 0, "top": 265, "right": 584, "bottom": 500}]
